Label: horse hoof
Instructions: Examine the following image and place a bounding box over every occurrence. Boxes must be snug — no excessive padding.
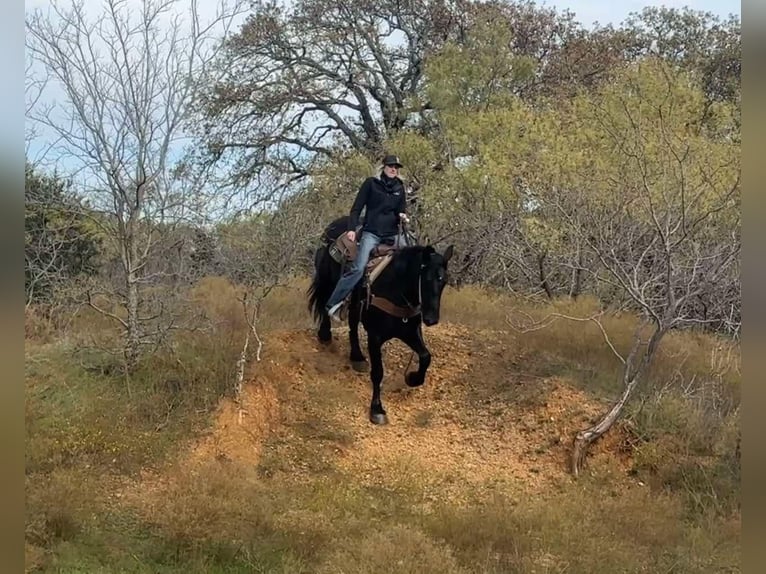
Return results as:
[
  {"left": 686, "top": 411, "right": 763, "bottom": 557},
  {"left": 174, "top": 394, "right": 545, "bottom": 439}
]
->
[
  {"left": 351, "top": 360, "right": 369, "bottom": 373},
  {"left": 319, "top": 337, "right": 332, "bottom": 346},
  {"left": 369, "top": 413, "right": 388, "bottom": 425},
  {"left": 405, "top": 372, "right": 424, "bottom": 387}
]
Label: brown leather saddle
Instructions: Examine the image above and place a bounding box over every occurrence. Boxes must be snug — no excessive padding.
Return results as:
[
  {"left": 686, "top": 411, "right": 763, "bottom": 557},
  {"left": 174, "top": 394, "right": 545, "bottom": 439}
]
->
[
  {"left": 328, "top": 229, "right": 419, "bottom": 320},
  {"left": 329, "top": 233, "right": 397, "bottom": 284}
]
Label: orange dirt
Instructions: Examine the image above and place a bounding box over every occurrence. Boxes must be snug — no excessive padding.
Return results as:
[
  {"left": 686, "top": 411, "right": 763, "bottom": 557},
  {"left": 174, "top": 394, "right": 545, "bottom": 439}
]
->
[
  {"left": 124, "top": 322, "right": 635, "bottom": 509},
  {"left": 185, "top": 379, "right": 279, "bottom": 467}
]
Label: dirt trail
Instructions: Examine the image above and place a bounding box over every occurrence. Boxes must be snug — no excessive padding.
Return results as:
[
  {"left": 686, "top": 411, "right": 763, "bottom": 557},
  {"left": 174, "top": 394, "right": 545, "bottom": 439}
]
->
[{"left": 134, "top": 323, "right": 631, "bottom": 507}]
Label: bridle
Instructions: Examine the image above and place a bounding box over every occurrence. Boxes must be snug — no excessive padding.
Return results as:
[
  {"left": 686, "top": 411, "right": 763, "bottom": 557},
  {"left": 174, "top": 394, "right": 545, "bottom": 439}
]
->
[
  {"left": 366, "top": 246, "right": 427, "bottom": 323},
  {"left": 398, "top": 264, "right": 424, "bottom": 323}
]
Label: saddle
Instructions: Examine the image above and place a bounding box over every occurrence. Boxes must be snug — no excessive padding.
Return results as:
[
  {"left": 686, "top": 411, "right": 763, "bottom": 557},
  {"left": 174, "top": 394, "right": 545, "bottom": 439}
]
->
[
  {"left": 328, "top": 232, "right": 397, "bottom": 285},
  {"left": 325, "top": 225, "right": 422, "bottom": 320}
]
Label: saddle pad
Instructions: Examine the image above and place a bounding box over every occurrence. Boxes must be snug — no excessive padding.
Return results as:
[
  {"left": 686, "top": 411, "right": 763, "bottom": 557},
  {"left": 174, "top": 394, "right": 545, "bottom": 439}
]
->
[{"left": 367, "top": 253, "right": 394, "bottom": 284}]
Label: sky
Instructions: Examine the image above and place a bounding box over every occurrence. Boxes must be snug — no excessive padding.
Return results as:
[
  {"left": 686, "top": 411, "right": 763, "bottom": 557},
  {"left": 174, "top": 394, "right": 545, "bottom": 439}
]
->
[
  {"left": 24, "top": 0, "right": 742, "bottom": 31},
  {"left": 25, "top": 0, "right": 742, "bottom": 173}
]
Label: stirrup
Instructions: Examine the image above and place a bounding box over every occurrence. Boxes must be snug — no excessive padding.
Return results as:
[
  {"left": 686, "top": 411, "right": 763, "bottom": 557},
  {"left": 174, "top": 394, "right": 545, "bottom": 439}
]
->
[{"left": 328, "top": 299, "right": 349, "bottom": 322}]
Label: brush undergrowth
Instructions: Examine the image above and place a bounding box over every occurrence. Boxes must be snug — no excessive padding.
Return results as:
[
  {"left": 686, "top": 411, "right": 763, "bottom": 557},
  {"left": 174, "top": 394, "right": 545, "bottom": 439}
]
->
[
  {"left": 25, "top": 277, "right": 740, "bottom": 573},
  {"left": 442, "top": 285, "right": 740, "bottom": 519}
]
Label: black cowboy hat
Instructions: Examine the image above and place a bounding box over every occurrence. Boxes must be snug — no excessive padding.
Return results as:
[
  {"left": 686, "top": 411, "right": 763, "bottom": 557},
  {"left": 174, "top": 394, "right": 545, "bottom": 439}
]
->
[{"left": 382, "top": 154, "right": 403, "bottom": 168}]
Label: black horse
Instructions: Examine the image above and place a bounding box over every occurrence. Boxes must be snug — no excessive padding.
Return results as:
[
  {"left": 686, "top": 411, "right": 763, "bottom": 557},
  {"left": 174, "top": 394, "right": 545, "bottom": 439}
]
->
[{"left": 308, "top": 216, "right": 454, "bottom": 424}]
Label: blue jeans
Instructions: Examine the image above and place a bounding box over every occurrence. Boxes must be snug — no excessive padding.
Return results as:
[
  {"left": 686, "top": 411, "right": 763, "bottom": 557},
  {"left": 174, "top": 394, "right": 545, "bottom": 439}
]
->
[{"left": 326, "top": 231, "right": 406, "bottom": 309}]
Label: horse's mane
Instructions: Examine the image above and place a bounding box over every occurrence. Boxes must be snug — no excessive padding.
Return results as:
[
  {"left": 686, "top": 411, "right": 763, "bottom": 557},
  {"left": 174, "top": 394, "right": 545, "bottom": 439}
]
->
[{"left": 387, "top": 245, "right": 433, "bottom": 279}]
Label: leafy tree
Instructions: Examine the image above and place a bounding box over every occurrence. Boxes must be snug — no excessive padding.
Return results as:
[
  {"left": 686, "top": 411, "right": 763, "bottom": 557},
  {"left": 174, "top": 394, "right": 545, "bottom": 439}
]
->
[
  {"left": 192, "top": 0, "right": 625, "bottom": 191},
  {"left": 194, "top": 0, "right": 468, "bottom": 191},
  {"left": 25, "top": 163, "right": 101, "bottom": 307},
  {"left": 622, "top": 7, "right": 741, "bottom": 120},
  {"left": 189, "top": 228, "right": 220, "bottom": 279},
  {"left": 517, "top": 58, "right": 740, "bottom": 473}
]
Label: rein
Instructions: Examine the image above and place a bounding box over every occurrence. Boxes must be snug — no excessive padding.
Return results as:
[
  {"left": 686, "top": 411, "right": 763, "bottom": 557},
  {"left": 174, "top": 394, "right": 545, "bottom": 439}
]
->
[
  {"left": 366, "top": 225, "right": 424, "bottom": 322},
  {"left": 366, "top": 275, "right": 422, "bottom": 322}
]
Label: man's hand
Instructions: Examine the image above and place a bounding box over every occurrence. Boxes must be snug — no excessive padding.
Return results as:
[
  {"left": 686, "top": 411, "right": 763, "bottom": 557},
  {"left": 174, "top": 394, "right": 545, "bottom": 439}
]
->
[
  {"left": 399, "top": 213, "right": 410, "bottom": 224},
  {"left": 346, "top": 230, "right": 356, "bottom": 242}
]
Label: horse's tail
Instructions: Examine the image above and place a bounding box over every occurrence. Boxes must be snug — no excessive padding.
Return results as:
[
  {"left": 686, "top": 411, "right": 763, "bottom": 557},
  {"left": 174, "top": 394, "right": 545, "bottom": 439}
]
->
[
  {"left": 307, "top": 244, "right": 333, "bottom": 323},
  {"left": 308, "top": 215, "right": 349, "bottom": 323}
]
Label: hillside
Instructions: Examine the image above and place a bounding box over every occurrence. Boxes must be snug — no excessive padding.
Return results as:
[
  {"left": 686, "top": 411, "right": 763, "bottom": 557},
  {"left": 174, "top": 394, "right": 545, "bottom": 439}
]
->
[
  {"left": 25, "top": 283, "right": 741, "bottom": 573},
  {"left": 25, "top": 0, "right": 740, "bottom": 570},
  {"left": 136, "top": 324, "right": 628, "bottom": 495}
]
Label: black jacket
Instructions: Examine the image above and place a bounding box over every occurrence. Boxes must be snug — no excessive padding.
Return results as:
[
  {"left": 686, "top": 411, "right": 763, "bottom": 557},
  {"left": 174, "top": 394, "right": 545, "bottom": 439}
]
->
[{"left": 348, "top": 174, "right": 407, "bottom": 237}]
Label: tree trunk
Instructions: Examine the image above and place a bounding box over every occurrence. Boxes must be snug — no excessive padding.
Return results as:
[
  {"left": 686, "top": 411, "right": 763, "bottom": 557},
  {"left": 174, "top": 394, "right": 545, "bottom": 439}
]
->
[
  {"left": 571, "top": 324, "right": 667, "bottom": 476},
  {"left": 570, "top": 244, "right": 584, "bottom": 299},
  {"left": 571, "top": 376, "right": 637, "bottom": 476},
  {"left": 124, "top": 213, "right": 141, "bottom": 372},
  {"left": 538, "top": 252, "right": 553, "bottom": 299},
  {"left": 125, "top": 273, "right": 140, "bottom": 371}
]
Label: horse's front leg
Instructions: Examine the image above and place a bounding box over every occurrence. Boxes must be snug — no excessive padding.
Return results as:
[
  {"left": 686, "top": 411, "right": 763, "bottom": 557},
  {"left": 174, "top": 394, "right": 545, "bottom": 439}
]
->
[
  {"left": 367, "top": 333, "right": 388, "bottom": 425},
  {"left": 401, "top": 323, "right": 432, "bottom": 388},
  {"left": 348, "top": 287, "right": 368, "bottom": 371}
]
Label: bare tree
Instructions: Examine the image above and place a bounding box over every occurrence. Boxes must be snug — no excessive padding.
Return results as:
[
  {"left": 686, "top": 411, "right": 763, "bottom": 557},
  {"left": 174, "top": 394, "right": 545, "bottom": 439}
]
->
[
  {"left": 510, "top": 186, "right": 739, "bottom": 475},
  {"left": 26, "top": 0, "right": 247, "bottom": 370},
  {"left": 216, "top": 203, "right": 318, "bottom": 401},
  {"left": 25, "top": 55, "right": 50, "bottom": 161}
]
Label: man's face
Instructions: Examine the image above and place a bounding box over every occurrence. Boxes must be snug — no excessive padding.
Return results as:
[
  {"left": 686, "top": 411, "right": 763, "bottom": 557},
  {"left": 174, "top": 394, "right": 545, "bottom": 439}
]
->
[{"left": 383, "top": 164, "right": 400, "bottom": 178}]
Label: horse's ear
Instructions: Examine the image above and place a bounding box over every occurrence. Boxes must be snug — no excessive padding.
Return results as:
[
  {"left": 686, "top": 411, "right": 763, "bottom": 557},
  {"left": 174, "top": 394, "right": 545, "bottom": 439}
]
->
[{"left": 443, "top": 244, "right": 454, "bottom": 264}]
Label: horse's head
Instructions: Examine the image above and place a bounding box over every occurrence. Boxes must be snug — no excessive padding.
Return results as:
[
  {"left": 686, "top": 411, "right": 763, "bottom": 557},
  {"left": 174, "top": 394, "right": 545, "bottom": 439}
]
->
[{"left": 419, "top": 244, "right": 454, "bottom": 326}]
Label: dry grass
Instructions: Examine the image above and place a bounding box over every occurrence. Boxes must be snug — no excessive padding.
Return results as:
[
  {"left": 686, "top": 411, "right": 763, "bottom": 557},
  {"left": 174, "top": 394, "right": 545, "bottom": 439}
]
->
[
  {"left": 189, "top": 275, "right": 315, "bottom": 333},
  {"left": 133, "top": 461, "right": 281, "bottom": 548},
  {"left": 424, "top": 474, "right": 739, "bottom": 573},
  {"left": 317, "top": 525, "right": 467, "bottom": 574},
  {"left": 25, "top": 275, "right": 740, "bottom": 573},
  {"left": 26, "top": 468, "right": 105, "bottom": 548}
]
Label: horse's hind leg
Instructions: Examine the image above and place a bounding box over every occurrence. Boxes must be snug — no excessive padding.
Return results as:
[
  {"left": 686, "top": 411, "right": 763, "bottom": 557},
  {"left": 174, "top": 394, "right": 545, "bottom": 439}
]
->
[
  {"left": 318, "top": 311, "right": 332, "bottom": 344},
  {"left": 312, "top": 247, "right": 333, "bottom": 344},
  {"left": 367, "top": 333, "right": 387, "bottom": 425},
  {"left": 348, "top": 287, "right": 368, "bottom": 371},
  {"left": 400, "top": 325, "right": 431, "bottom": 388}
]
